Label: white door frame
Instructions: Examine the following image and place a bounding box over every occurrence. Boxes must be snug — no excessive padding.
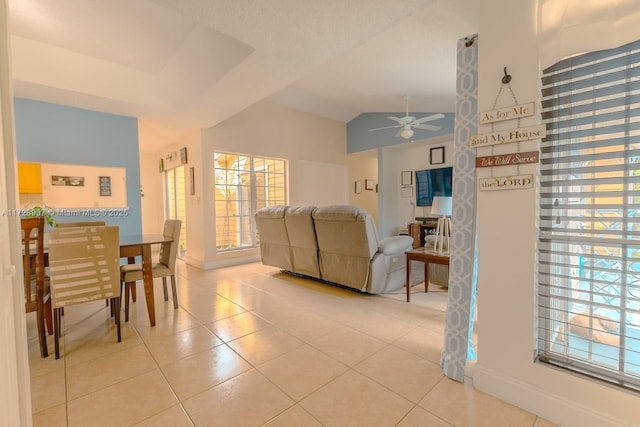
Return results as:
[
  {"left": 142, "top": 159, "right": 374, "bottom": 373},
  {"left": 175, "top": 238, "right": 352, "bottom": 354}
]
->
[{"left": 0, "top": 0, "right": 33, "bottom": 424}]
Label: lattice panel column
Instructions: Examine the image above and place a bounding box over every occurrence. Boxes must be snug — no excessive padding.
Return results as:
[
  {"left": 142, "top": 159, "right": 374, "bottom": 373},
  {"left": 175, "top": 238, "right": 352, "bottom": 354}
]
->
[{"left": 440, "top": 35, "right": 479, "bottom": 382}]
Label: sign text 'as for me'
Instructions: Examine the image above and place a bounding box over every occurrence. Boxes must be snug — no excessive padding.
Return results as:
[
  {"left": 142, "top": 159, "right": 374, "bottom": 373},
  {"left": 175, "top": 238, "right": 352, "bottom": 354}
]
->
[{"left": 478, "top": 102, "right": 535, "bottom": 124}]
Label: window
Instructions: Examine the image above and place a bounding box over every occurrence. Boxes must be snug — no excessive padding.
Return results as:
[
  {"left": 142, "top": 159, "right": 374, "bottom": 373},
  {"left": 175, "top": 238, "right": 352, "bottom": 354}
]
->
[
  {"left": 165, "top": 165, "right": 187, "bottom": 254},
  {"left": 214, "top": 152, "right": 286, "bottom": 252},
  {"left": 538, "top": 39, "right": 640, "bottom": 390}
]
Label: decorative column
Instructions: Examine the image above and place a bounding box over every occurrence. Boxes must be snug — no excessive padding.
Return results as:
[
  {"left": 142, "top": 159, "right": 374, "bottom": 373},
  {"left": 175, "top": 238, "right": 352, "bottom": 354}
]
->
[{"left": 440, "top": 35, "right": 478, "bottom": 381}]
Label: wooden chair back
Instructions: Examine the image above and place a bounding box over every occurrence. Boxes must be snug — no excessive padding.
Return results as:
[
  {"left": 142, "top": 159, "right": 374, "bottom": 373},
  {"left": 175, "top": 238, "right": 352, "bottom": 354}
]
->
[
  {"left": 20, "top": 216, "right": 50, "bottom": 357},
  {"left": 57, "top": 221, "right": 106, "bottom": 228}
]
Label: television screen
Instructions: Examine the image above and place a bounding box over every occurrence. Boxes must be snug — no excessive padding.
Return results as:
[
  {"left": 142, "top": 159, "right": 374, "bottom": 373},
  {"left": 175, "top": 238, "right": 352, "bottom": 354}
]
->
[{"left": 415, "top": 167, "right": 452, "bottom": 206}]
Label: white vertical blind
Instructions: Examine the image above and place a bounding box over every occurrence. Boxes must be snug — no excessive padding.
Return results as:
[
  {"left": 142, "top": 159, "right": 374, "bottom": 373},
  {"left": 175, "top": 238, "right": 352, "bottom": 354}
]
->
[{"left": 538, "top": 38, "right": 640, "bottom": 390}]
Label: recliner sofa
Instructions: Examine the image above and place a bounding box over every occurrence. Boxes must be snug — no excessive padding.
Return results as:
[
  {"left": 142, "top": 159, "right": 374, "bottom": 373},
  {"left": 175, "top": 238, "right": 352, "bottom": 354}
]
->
[{"left": 255, "top": 204, "right": 422, "bottom": 294}]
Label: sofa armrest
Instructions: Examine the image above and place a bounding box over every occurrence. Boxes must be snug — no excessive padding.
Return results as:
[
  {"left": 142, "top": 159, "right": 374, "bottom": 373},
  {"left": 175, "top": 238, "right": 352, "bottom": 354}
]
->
[{"left": 378, "top": 235, "right": 413, "bottom": 255}]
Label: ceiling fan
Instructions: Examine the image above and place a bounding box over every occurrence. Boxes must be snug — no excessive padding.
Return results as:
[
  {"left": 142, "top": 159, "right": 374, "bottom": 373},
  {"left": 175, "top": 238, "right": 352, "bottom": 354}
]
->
[{"left": 369, "top": 96, "right": 444, "bottom": 139}]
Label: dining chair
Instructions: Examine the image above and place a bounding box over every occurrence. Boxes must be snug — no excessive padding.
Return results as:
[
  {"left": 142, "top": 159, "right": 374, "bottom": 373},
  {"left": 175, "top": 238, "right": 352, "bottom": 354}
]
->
[
  {"left": 47, "top": 225, "right": 122, "bottom": 359},
  {"left": 20, "top": 217, "right": 53, "bottom": 358},
  {"left": 56, "top": 221, "right": 111, "bottom": 309},
  {"left": 120, "top": 219, "right": 182, "bottom": 321}
]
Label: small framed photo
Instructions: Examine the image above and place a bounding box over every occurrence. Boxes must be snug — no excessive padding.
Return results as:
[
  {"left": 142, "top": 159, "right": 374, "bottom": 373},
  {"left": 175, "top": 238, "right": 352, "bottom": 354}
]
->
[
  {"left": 355, "top": 180, "right": 362, "bottom": 194},
  {"left": 99, "top": 176, "right": 111, "bottom": 196},
  {"left": 430, "top": 146, "right": 445, "bottom": 165},
  {"left": 401, "top": 170, "right": 412, "bottom": 186},
  {"left": 180, "top": 147, "right": 188, "bottom": 164},
  {"left": 189, "top": 167, "right": 195, "bottom": 195},
  {"left": 365, "top": 179, "right": 375, "bottom": 190},
  {"left": 400, "top": 186, "right": 413, "bottom": 198}
]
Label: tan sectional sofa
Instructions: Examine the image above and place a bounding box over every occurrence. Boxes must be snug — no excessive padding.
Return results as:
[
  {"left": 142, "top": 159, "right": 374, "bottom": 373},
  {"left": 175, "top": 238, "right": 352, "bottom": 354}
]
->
[{"left": 255, "top": 204, "right": 423, "bottom": 294}]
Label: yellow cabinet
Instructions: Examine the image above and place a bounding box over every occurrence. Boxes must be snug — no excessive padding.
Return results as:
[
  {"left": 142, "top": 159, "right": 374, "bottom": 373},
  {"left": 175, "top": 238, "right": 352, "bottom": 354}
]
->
[{"left": 17, "top": 162, "right": 43, "bottom": 194}]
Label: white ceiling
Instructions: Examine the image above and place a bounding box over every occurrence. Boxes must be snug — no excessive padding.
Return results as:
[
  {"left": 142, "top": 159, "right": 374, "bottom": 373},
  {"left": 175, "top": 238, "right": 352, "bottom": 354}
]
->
[{"left": 7, "top": 0, "right": 478, "bottom": 145}]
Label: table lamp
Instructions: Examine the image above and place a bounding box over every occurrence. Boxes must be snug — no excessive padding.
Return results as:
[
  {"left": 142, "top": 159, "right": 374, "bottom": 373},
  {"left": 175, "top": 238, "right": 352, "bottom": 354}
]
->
[{"left": 430, "top": 196, "right": 452, "bottom": 255}]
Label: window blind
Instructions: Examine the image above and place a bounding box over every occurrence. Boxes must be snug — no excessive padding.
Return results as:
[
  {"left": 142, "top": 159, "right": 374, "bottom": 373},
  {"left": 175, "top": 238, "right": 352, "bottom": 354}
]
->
[{"left": 538, "top": 38, "right": 640, "bottom": 391}]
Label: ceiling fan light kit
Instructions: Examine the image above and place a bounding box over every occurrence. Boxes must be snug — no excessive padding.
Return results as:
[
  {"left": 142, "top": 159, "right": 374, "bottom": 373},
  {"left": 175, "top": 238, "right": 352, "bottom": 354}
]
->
[
  {"left": 399, "top": 127, "right": 414, "bottom": 139},
  {"left": 368, "top": 95, "right": 443, "bottom": 139}
]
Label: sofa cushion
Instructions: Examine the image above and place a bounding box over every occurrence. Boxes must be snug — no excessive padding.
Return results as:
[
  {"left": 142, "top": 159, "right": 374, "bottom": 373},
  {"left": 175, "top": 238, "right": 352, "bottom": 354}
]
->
[
  {"left": 378, "top": 235, "right": 413, "bottom": 254},
  {"left": 256, "top": 205, "right": 288, "bottom": 219},
  {"left": 284, "top": 206, "right": 320, "bottom": 278},
  {"left": 312, "top": 205, "right": 368, "bottom": 222},
  {"left": 254, "top": 206, "right": 292, "bottom": 271}
]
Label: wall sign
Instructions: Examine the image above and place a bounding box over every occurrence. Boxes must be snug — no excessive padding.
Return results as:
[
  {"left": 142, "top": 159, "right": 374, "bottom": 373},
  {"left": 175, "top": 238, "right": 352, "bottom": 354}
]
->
[
  {"left": 470, "top": 124, "right": 546, "bottom": 148},
  {"left": 475, "top": 150, "right": 539, "bottom": 168},
  {"left": 479, "top": 174, "right": 534, "bottom": 191},
  {"left": 478, "top": 102, "right": 535, "bottom": 124}
]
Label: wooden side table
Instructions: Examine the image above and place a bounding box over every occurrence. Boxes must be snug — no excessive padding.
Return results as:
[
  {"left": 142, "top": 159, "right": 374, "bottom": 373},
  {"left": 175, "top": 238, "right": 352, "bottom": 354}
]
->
[{"left": 405, "top": 247, "right": 450, "bottom": 302}]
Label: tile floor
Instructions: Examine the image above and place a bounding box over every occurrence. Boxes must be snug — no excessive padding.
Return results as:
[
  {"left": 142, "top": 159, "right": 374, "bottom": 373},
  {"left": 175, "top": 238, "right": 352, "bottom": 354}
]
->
[{"left": 27, "top": 261, "right": 558, "bottom": 426}]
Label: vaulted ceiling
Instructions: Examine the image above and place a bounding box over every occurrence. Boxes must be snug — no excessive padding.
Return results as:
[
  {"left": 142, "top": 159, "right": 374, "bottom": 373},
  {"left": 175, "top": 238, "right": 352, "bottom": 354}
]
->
[{"left": 8, "top": 0, "right": 477, "bottom": 144}]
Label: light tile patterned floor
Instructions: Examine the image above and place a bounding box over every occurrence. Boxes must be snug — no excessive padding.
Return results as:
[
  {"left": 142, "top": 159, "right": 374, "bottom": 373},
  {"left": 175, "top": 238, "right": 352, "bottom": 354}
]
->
[{"left": 27, "top": 261, "right": 557, "bottom": 426}]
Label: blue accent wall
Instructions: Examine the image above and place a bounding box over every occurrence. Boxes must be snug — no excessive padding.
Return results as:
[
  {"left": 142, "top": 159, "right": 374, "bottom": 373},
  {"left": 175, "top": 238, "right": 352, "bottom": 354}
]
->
[
  {"left": 347, "top": 112, "right": 455, "bottom": 153},
  {"left": 13, "top": 98, "right": 142, "bottom": 235}
]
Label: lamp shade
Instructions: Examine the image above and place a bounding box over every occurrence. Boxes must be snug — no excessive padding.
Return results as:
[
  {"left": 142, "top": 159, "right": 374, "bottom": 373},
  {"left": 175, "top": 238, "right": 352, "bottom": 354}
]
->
[{"left": 431, "top": 196, "right": 452, "bottom": 216}]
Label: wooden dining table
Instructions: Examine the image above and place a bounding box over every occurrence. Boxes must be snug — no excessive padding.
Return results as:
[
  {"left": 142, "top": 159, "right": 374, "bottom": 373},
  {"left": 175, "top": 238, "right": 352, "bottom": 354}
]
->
[{"left": 119, "top": 234, "right": 173, "bottom": 327}]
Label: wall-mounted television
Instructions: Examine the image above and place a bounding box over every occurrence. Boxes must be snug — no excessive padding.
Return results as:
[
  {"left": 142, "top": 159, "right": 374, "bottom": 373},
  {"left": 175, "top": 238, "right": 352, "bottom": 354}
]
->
[{"left": 415, "top": 167, "right": 453, "bottom": 206}]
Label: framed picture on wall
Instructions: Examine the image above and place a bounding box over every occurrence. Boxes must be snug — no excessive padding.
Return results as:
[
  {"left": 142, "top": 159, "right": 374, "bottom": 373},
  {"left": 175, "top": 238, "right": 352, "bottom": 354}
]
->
[
  {"left": 189, "top": 167, "right": 195, "bottom": 195},
  {"left": 430, "top": 146, "right": 445, "bottom": 165},
  {"left": 99, "top": 176, "right": 111, "bottom": 196},
  {"left": 400, "top": 186, "right": 413, "bottom": 198},
  {"left": 365, "top": 179, "right": 375, "bottom": 190},
  {"left": 355, "top": 181, "right": 362, "bottom": 194},
  {"left": 401, "top": 170, "right": 412, "bottom": 186}
]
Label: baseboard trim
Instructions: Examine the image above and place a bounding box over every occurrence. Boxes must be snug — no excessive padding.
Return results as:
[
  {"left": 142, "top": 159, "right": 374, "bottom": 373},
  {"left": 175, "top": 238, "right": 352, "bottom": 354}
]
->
[{"left": 472, "top": 364, "right": 634, "bottom": 427}]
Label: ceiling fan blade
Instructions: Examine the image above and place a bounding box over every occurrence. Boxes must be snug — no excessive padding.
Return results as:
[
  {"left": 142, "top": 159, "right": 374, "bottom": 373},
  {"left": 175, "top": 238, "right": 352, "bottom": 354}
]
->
[
  {"left": 413, "top": 113, "right": 445, "bottom": 124},
  {"left": 386, "top": 116, "right": 404, "bottom": 123},
  {"left": 414, "top": 124, "right": 442, "bottom": 131},
  {"left": 369, "top": 124, "right": 401, "bottom": 131}
]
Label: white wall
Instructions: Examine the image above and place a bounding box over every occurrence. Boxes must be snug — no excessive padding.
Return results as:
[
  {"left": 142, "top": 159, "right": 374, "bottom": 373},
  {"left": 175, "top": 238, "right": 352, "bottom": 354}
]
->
[
  {"left": 198, "top": 100, "right": 348, "bottom": 269},
  {"left": 378, "top": 136, "right": 455, "bottom": 237},
  {"left": 139, "top": 123, "right": 204, "bottom": 266},
  {"left": 474, "top": 2, "right": 638, "bottom": 426},
  {"left": 348, "top": 150, "right": 379, "bottom": 226}
]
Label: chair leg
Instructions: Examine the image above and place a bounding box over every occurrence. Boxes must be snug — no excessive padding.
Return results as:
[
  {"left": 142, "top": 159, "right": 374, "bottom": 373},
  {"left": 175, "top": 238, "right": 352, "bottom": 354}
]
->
[
  {"left": 44, "top": 298, "right": 53, "bottom": 336},
  {"left": 170, "top": 275, "right": 178, "bottom": 309},
  {"left": 162, "top": 277, "right": 169, "bottom": 301},
  {"left": 54, "top": 308, "right": 61, "bottom": 359},
  {"left": 36, "top": 304, "right": 48, "bottom": 358},
  {"left": 130, "top": 283, "right": 137, "bottom": 302},
  {"left": 113, "top": 297, "right": 122, "bottom": 343},
  {"left": 124, "top": 281, "right": 131, "bottom": 322}
]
